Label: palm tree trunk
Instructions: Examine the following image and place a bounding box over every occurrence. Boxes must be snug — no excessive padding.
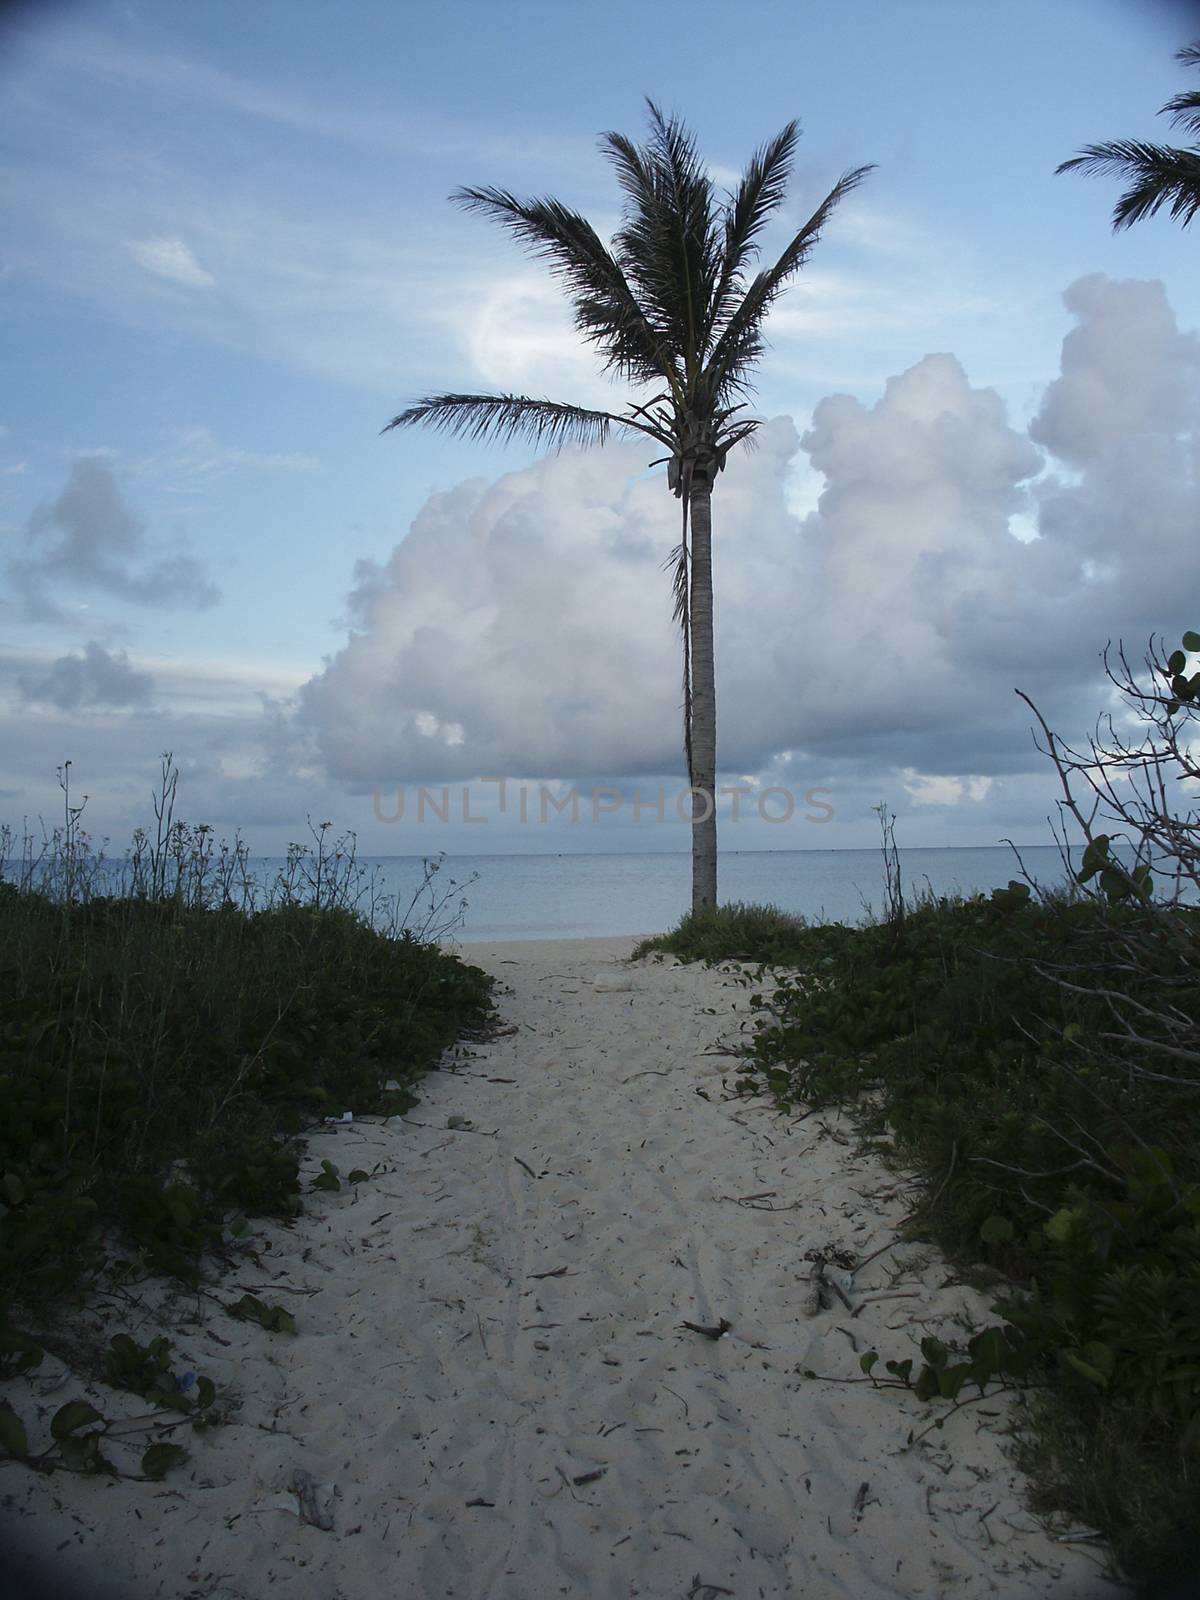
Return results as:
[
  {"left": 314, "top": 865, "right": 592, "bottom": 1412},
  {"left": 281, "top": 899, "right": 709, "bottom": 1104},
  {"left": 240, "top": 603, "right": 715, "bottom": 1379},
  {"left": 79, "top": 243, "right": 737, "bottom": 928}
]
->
[{"left": 688, "top": 474, "right": 717, "bottom": 912}]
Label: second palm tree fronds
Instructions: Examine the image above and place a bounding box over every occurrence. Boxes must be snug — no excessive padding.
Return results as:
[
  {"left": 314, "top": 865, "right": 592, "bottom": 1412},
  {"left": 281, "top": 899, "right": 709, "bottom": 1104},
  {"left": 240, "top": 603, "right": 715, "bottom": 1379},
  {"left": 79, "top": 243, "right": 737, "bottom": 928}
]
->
[
  {"left": 385, "top": 101, "right": 872, "bottom": 912},
  {"left": 1058, "top": 41, "right": 1200, "bottom": 230}
]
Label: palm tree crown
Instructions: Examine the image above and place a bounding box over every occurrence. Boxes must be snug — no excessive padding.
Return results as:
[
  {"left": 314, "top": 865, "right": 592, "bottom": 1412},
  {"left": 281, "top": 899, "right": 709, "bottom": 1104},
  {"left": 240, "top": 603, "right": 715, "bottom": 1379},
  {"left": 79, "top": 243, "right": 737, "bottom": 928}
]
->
[
  {"left": 1057, "top": 41, "right": 1200, "bottom": 229},
  {"left": 385, "top": 101, "right": 872, "bottom": 909}
]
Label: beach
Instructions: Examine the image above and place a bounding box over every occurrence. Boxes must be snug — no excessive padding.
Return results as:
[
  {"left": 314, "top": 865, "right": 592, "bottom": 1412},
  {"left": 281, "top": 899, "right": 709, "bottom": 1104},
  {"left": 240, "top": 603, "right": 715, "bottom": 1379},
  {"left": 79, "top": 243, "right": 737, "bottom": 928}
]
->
[{"left": 4, "top": 938, "right": 1114, "bottom": 1599}]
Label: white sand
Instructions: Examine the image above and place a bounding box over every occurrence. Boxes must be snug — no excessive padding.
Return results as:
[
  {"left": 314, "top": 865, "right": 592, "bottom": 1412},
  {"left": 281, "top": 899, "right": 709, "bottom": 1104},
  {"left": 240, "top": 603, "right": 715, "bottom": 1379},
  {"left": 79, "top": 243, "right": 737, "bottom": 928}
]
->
[{"left": 3, "top": 938, "right": 1117, "bottom": 1599}]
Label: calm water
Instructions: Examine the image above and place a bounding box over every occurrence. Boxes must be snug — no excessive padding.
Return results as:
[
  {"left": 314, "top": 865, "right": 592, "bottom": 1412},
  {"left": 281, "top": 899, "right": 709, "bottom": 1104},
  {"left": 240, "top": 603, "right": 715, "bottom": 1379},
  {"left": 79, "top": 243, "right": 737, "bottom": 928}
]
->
[
  {"left": 327, "top": 845, "right": 1073, "bottom": 942},
  {"left": 15, "top": 842, "right": 1085, "bottom": 939}
]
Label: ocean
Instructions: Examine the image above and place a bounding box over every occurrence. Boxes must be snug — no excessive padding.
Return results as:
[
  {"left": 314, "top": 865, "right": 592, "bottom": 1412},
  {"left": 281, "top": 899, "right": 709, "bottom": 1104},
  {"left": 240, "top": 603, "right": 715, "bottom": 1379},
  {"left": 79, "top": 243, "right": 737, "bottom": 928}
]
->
[{"left": 321, "top": 844, "right": 1074, "bottom": 942}]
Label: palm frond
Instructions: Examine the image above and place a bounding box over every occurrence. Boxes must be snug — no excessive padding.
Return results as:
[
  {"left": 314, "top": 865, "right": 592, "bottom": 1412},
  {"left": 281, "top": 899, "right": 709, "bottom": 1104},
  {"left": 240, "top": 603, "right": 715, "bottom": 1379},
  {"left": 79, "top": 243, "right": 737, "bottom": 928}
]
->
[
  {"left": 600, "top": 129, "right": 658, "bottom": 216},
  {"left": 1163, "top": 88, "right": 1200, "bottom": 139},
  {"left": 1176, "top": 42, "right": 1200, "bottom": 71},
  {"left": 383, "top": 393, "right": 622, "bottom": 449},
  {"left": 605, "top": 102, "right": 722, "bottom": 377},
  {"left": 710, "top": 120, "right": 800, "bottom": 333},
  {"left": 706, "top": 163, "right": 873, "bottom": 398},
  {"left": 452, "top": 187, "right": 668, "bottom": 379},
  {"left": 1056, "top": 140, "right": 1200, "bottom": 229}
]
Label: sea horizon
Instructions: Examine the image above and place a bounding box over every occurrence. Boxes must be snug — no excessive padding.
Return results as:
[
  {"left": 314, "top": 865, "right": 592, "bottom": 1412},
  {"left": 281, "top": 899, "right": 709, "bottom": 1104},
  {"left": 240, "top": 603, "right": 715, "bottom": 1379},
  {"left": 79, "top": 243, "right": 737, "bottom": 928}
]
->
[{"left": 295, "top": 842, "right": 1076, "bottom": 942}]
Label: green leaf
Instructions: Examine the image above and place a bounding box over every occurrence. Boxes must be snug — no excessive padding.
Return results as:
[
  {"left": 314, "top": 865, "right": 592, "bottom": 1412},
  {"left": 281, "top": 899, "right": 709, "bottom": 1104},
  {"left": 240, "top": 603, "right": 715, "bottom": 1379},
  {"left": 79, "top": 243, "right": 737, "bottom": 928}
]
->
[
  {"left": 347, "top": 1170, "right": 370, "bottom": 1184},
  {"left": 967, "top": 1326, "right": 1010, "bottom": 1376},
  {"left": 51, "top": 1400, "right": 103, "bottom": 1441},
  {"left": 195, "top": 1376, "right": 216, "bottom": 1410},
  {"left": 859, "top": 1351, "right": 878, "bottom": 1376},
  {"left": 1081, "top": 1341, "right": 1117, "bottom": 1379},
  {"left": 1182, "top": 630, "right": 1200, "bottom": 652},
  {"left": 58, "top": 1433, "right": 116, "bottom": 1475},
  {"left": 1045, "top": 1205, "right": 1086, "bottom": 1244},
  {"left": 1100, "top": 866, "right": 1129, "bottom": 902},
  {"left": 920, "top": 1336, "right": 949, "bottom": 1370},
  {"left": 1168, "top": 650, "right": 1187, "bottom": 676},
  {"left": 0, "top": 1408, "right": 28, "bottom": 1457},
  {"left": 1062, "top": 1350, "right": 1109, "bottom": 1389},
  {"left": 938, "top": 1365, "right": 971, "bottom": 1400},
  {"left": 1077, "top": 835, "right": 1111, "bottom": 883},
  {"left": 141, "top": 1442, "right": 189, "bottom": 1480},
  {"left": 225, "top": 1294, "right": 295, "bottom": 1335},
  {"left": 913, "top": 1365, "right": 940, "bottom": 1402},
  {"left": 226, "top": 1293, "right": 265, "bottom": 1323},
  {"left": 1, "top": 1173, "right": 25, "bottom": 1206},
  {"left": 0, "top": 1329, "right": 44, "bottom": 1376},
  {"left": 980, "top": 1215, "right": 1014, "bottom": 1245}
]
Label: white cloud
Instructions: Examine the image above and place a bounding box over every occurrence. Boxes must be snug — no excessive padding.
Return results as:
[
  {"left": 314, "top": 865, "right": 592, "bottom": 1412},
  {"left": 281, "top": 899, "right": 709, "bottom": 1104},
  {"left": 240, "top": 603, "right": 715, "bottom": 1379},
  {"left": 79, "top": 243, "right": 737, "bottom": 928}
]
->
[
  {"left": 765, "top": 269, "right": 1004, "bottom": 345},
  {"left": 1031, "top": 275, "right": 1200, "bottom": 464},
  {"left": 128, "top": 236, "right": 214, "bottom": 288},
  {"left": 902, "top": 771, "right": 995, "bottom": 807},
  {"left": 462, "top": 271, "right": 637, "bottom": 411},
  {"left": 298, "top": 438, "right": 684, "bottom": 786},
  {"left": 134, "top": 425, "right": 317, "bottom": 483},
  {"left": 298, "top": 273, "right": 1200, "bottom": 813}
]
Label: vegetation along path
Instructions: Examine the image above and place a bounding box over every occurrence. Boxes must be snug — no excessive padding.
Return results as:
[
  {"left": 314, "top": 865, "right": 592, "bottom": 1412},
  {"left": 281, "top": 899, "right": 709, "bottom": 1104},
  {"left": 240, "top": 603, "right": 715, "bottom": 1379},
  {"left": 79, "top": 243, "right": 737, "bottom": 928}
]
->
[{"left": 6, "top": 939, "right": 1112, "bottom": 1599}]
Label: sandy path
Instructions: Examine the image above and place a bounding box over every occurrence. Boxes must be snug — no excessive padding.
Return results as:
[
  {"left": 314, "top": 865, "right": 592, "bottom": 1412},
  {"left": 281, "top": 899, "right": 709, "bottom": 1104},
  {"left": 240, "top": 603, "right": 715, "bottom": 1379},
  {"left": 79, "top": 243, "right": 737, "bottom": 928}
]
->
[{"left": 4, "top": 938, "right": 1115, "bottom": 1599}]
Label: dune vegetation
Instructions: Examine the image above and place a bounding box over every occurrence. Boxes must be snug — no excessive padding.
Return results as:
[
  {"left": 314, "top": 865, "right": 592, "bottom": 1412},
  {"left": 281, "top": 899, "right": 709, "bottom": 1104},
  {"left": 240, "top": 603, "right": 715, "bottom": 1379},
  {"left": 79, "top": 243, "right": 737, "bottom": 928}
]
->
[
  {"left": 0, "top": 757, "right": 493, "bottom": 1476},
  {"left": 638, "top": 634, "right": 1200, "bottom": 1583}
]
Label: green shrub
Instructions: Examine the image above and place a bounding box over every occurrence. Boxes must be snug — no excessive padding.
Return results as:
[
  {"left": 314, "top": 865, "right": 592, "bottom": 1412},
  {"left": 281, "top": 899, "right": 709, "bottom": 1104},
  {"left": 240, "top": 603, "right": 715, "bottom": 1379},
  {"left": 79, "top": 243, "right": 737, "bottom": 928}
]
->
[
  {"left": 734, "top": 884, "right": 1200, "bottom": 1574},
  {"left": 634, "top": 900, "right": 813, "bottom": 965},
  {"left": 0, "top": 763, "right": 494, "bottom": 1310}
]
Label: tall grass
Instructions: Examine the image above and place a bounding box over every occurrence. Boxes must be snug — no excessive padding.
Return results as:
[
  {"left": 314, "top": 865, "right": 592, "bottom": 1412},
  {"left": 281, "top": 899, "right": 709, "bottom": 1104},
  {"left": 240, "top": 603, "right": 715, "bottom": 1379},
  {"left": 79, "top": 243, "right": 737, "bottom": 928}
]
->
[{"left": 4, "top": 754, "right": 474, "bottom": 936}]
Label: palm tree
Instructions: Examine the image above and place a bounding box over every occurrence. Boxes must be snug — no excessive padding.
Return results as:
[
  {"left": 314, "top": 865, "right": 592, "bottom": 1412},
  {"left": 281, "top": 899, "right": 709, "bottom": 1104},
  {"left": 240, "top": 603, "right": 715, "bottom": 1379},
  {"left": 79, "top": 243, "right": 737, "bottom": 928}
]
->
[
  {"left": 384, "top": 102, "right": 872, "bottom": 912},
  {"left": 1057, "top": 41, "right": 1200, "bottom": 230}
]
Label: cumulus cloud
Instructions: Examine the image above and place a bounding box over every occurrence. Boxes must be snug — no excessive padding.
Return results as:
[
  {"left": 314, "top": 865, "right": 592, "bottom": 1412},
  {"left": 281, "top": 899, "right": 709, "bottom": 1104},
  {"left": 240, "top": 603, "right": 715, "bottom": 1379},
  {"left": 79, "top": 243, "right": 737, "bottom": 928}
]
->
[
  {"left": 300, "top": 442, "right": 684, "bottom": 785},
  {"left": 1031, "top": 275, "right": 1200, "bottom": 465},
  {"left": 128, "top": 236, "right": 215, "bottom": 288},
  {"left": 18, "top": 641, "right": 154, "bottom": 710},
  {"left": 10, "top": 457, "right": 220, "bottom": 618},
  {"left": 297, "top": 272, "right": 1200, "bottom": 820},
  {"left": 1025, "top": 274, "right": 1200, "bottom": 597}
]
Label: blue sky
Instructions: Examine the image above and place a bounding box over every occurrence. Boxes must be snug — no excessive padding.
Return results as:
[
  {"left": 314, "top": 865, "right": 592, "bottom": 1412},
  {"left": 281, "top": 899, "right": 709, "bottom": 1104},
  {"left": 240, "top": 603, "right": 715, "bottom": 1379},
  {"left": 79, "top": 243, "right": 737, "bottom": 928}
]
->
[{"left": 2, "top": 0, "right": 1200, "bottom": 856}]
